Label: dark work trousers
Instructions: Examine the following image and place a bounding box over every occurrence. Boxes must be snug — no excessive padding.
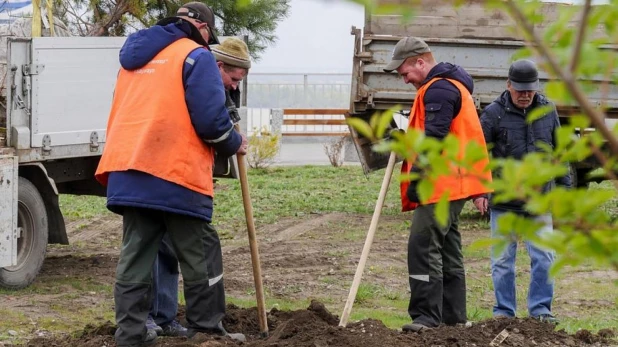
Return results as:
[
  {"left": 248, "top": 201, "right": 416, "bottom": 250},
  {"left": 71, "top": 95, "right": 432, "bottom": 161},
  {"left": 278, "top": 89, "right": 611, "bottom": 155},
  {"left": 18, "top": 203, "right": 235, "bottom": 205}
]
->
[
  {"left": 407, "top": 198, "right": 467, "bottom": 327},
  {"left": 114, "top": 207, "right": 225, "bottom": 346}
]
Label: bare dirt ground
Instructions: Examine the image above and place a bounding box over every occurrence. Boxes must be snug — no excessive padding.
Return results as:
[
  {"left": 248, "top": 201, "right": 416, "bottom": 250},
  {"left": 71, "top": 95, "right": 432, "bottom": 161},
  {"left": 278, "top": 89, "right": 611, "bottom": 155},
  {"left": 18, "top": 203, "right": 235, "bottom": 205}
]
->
[{"left": 7, "top": 212, "right": 618, "bottom": 346}]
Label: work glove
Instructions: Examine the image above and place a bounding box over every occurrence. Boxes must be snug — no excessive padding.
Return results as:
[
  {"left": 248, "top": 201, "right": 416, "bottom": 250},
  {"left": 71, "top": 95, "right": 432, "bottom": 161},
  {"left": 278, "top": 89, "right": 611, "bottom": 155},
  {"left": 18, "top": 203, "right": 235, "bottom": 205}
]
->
[{"left": 406, "top": 166, "right": 423, "bottom": 203}]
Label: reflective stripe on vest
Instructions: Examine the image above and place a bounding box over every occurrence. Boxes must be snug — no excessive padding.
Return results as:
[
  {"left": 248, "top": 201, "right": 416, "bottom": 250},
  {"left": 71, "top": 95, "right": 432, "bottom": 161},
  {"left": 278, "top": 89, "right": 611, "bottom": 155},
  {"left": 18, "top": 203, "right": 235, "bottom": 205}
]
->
[
  {"left": 401, "top": 77, "right": 492, "bottom": 212},
  {"left": 95, "top": 38, "right": 216, "bottom": 197}
]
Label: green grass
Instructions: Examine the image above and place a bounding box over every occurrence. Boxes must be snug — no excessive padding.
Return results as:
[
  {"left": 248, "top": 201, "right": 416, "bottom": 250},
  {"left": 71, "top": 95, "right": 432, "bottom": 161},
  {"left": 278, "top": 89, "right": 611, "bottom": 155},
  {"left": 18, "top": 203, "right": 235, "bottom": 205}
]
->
[
  {"left": 59, "top": 194, "right": 111, "bottom": 221},
  {"left": 0, "top": 310, "right": 28, "bottom": 342},
  {"left": 212, "top": 166, "right": 402, "bottom": 231},
  {"left": 354, "top": 283, "right": 382, "bottom": 304}
]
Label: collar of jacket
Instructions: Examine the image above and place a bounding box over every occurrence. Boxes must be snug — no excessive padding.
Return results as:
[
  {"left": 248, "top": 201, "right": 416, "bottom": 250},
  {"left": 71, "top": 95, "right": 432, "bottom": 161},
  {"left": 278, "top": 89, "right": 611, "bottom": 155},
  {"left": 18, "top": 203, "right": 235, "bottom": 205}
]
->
[
  {"left": 502, "top": 90, "right": 546, "bottom": 116},
  {"left": 155, "top": 17, "right": 209, "bottom": 48}
]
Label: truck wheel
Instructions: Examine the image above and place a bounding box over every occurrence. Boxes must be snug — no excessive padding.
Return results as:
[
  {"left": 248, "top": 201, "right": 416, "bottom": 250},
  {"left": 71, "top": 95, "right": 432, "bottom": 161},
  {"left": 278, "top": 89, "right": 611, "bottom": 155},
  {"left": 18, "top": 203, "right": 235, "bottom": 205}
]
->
[
  {"left": 570, "top": 166, "right": 591, "bottom": 189},
  {"left": 0, "top": 177, "right": 48, "bottom": 289}
]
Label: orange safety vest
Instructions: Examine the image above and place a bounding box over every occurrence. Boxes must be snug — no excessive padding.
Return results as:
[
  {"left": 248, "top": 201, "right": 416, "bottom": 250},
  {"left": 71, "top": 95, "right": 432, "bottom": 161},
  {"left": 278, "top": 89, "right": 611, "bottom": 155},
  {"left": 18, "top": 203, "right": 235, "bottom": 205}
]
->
[
  {"left": 95, "top": 38, "right": 216, "bottom": 197},
  {"left": 401, "top": 77, "right": 492, "bottom": 212}
]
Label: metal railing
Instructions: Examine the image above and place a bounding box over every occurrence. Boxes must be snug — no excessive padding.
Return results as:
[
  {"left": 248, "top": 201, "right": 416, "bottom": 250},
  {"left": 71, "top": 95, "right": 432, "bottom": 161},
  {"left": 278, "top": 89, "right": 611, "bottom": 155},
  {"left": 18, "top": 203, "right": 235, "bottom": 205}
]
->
[
  {"left": 243, "top": 73, "right": 409, "bottom": 136},
  {"left": 244, "top": 108, "right": 409, "bottom": 137},
  {"left": 247, "top": 73, "right": 351, "bottom": 109}
]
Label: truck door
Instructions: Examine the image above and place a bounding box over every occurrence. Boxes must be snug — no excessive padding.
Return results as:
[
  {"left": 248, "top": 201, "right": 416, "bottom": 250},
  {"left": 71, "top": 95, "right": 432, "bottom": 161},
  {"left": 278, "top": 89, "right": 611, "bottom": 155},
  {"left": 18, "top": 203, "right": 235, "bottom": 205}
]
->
[{"left": 27, "top": 37, "right": 125, "bottom": 155}]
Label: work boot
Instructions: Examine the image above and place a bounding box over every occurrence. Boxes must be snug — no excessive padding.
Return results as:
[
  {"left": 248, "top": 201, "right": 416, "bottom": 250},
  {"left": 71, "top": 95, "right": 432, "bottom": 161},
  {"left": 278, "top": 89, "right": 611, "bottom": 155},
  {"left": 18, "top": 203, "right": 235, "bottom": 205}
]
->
[
  {"left": 218, "top": 322, "right": 246, "bottom": 342},
  {"left": 160, "top": 319, "right": 188, "bottom": 337},
  {"left": 117, "top": 329, "right": 157, "bottom": 347},
  {"left": 533, "top": 314, "right": 559, "bottom": 325},
  {"left": 187, "top": 322, "right": 246, "bottom": 342},
  {"left": 402, "top": 322, "right": 431, "bottom": 333},
  {"left": 145, "top": 316, "right": 163, "bottom": 335}
]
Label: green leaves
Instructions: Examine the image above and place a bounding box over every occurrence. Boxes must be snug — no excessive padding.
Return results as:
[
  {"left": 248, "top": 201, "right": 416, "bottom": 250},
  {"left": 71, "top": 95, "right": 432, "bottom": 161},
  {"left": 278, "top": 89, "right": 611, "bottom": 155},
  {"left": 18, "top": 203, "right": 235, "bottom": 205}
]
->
[
  {"left": 434, "top": 192, "right": 450, "bottom": 227},
  {"left": 416, "top": 179, "right": 434, "bottom": 205},
  {"left": 348, "top": 108, "right": 401, "bottom": 145},
  {"left": 545, "top": 82, "right": 570, "bottom": 105},
  {"left": 345, "top": 0, "right": 618, "bottom": 274},
  {"left": 348, "top": 115, "right": 491, "bottom": 227},
  {"left": 235, "top": 0, "right": 251, "bottom": 8},
  {"left": 347, "top": 117, "right": 375, "bottom": 141}
]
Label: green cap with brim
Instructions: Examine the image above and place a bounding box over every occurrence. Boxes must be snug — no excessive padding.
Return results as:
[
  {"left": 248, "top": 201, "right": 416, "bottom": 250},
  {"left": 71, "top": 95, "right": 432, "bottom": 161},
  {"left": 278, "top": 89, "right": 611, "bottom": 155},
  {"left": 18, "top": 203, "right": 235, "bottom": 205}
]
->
[{"left": 383, "top": 37, "right": 431, "bottom": 72}]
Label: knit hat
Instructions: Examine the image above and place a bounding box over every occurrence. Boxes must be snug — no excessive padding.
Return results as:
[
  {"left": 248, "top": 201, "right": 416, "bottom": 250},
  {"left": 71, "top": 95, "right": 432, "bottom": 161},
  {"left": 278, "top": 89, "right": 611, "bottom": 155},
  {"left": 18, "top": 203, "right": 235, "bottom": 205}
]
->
[{"left": 212, "top": 37, "right": 251, "bottom": 69}]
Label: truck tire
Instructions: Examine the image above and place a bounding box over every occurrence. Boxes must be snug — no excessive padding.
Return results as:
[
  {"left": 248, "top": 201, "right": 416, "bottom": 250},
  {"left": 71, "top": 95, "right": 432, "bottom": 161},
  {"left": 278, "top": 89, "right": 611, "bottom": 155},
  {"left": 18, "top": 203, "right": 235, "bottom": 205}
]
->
[
  {"left": 570, "top": 166, "right": 591, "bottom": 189},
  {"left": 0, "top": 177, "right": 48, "bottom": 289}
]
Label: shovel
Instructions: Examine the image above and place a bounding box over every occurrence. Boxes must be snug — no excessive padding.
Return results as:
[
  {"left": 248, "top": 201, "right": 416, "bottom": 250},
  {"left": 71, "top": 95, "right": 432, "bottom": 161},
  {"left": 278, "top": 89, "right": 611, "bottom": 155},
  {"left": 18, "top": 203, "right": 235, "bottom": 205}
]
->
[
  {"left": 228, "top": 93, "right": 268, "bottom": 337},
  {"left": 339, "top": 151, "right": 397, "bottom": 327}
]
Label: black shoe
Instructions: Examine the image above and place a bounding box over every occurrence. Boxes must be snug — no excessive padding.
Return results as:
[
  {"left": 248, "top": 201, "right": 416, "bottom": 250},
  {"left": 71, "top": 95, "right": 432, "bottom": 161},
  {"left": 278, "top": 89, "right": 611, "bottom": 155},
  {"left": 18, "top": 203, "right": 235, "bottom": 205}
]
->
[
  {"left": 187, "top": 322, "right": 246, "bottom": 342},
  {"left": 145, "top": 316, "right": 163, "bottom": 335},
  {"left": 117, "top": 329, "right": 157, "bottom": 347},
  {"left": 160, "top": 319, "right": 188, "bottom": 337},
  {"left": 533, "top": 314, "right": 559, "bottom": 325},
  {"left": 402, "top": 322, "right": 431, "bottom": 332}
]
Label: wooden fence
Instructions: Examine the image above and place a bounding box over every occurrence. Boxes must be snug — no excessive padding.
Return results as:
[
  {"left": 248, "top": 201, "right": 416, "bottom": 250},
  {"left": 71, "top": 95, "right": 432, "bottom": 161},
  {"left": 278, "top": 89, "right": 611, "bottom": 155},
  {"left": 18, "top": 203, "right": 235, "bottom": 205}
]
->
[{"left": 275, "top": 108, "right": 349, "bottom": 137}]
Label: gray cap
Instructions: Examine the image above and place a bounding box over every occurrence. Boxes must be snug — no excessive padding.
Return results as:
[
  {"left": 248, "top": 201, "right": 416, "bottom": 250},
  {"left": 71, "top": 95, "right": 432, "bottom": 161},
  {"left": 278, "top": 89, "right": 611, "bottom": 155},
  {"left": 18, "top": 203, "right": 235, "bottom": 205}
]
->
[
  {"left": 508, "top": 59, "right": 540, "bottom": 91},
  {"left": 383, "top": 37, "right": 431, "bottom": 72}
]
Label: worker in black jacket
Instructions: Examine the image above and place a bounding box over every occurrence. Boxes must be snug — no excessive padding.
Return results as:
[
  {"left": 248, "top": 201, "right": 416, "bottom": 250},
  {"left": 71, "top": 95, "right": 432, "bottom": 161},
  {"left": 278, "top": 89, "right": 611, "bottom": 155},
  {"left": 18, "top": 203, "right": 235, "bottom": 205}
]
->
[{"left": 474, "top": 59, "right": 571, "bottom": 325}]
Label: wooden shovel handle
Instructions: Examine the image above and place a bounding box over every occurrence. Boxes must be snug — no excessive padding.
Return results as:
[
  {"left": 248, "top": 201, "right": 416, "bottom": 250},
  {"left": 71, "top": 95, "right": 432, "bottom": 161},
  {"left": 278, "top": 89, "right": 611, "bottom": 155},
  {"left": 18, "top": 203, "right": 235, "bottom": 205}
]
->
[
  {"left": 234, "top": 124, "right": 269, "bottom": 337},
  {"left": 339, "top": 152, "right": 397, "bottom": 327}
]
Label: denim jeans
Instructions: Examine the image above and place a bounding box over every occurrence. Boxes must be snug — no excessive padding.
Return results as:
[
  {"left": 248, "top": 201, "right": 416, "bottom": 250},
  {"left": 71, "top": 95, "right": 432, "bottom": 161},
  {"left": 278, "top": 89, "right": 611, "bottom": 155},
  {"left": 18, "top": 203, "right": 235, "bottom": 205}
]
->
[
  {"left": 150, "top": 233, "right": 180, "bottom": 327},
  {"left": 490, "top": 209, "right": 555, "bottom": 318}
]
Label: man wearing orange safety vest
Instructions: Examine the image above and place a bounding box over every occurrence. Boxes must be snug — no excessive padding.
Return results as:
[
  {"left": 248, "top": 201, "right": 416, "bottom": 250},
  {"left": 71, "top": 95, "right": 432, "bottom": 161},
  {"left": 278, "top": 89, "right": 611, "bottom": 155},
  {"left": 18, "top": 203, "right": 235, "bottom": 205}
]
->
[
  {"left": 384, "top": 37, "right": 492, "bottom": 333},
  {"left": 145, "top": 36, "right": 252, "bottom": 341},
  {"left": 95, "top": 2, "right": 248, "bottom": 346}
]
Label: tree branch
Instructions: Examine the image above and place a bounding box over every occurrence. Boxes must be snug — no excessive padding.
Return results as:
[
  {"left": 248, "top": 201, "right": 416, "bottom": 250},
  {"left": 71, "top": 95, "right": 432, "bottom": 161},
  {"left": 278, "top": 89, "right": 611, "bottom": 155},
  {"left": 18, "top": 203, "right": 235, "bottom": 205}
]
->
[
  {"left": 569, "top": 0, "right": 592, "bottom": 73},
  {"left": 87, "top": 0, "right": 131, "bottom": 36},
  {"left": 504, "top": 0, "right": 618, "bottom": 158},
  {"left": 55, "top": 1, "right": 90, "bottom": 36}
]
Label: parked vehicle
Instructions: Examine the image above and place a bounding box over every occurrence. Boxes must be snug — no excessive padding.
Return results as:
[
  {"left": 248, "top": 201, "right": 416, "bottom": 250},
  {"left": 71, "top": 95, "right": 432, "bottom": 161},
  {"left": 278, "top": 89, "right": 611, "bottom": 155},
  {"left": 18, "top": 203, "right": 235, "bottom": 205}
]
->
[
  {"left": 346, "top": 1, "right": 618, "bottom": 187},
  {"left": 0, "top": 35, "right": 246, "bottom": 289},
  {"left": 0, "top": 37, "right": 125, "bottom": 289}
]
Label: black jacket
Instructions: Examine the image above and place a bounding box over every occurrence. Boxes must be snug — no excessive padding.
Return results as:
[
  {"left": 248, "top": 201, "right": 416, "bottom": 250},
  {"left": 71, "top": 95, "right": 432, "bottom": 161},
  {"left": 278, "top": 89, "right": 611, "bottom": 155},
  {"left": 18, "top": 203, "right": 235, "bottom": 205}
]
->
[
  {"left": 421, "top": 62, "right": 474, "bottom": 140},
  {"left": 480, "top": 91, "right": 572, "bottom": 213}
]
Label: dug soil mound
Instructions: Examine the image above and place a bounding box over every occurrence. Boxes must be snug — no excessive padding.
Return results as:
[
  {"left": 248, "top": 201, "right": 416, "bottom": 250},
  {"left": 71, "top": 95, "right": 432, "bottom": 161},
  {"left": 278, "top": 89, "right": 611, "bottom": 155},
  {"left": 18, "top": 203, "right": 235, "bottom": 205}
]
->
[{"left": 24, "top": 300, "right": 616, "bottom": 347}]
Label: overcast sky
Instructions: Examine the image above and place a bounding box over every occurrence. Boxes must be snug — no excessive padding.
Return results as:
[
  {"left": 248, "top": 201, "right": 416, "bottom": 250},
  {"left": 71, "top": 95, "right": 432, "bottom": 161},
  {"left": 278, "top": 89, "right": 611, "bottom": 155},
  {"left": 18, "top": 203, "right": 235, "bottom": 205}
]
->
[
  {"left": 249, "top": 0, "right": 607, "bottom": 75},
  {"left": 251, "top": 0, "right": 364, "bottom": 74}
]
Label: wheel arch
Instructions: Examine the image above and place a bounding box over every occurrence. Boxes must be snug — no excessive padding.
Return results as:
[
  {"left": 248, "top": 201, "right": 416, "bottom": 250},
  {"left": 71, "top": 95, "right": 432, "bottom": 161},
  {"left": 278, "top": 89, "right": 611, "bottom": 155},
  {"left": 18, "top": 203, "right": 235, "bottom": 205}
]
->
[{"left": 19, "top": 163, "right": 68, "bottom": 245}]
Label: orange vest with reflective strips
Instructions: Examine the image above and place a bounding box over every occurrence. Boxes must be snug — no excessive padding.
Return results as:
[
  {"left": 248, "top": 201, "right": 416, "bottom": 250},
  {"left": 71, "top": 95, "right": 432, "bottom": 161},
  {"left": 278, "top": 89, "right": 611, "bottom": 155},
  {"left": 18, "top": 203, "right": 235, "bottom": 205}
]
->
[
  {"left": 401, "top": 77, "right": 492, "bottom": 212},
  {"left": 95, "top": 38, "right": 215, "bottom": 197}
]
